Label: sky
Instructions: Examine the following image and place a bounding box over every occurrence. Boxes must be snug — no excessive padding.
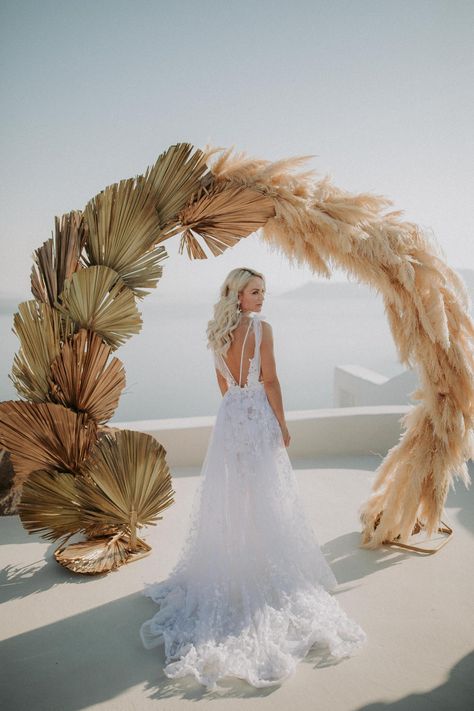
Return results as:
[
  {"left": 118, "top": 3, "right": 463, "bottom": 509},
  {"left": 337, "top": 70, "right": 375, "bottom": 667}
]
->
[{"left": 1, "top": 0, "right": 473, "bottom": 303}]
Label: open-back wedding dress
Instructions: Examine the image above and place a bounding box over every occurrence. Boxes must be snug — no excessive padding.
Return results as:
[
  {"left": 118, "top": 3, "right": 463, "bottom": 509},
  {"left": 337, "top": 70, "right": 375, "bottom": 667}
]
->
[{"left": 140, "top": 312, "right": 367, "bottom": 689}]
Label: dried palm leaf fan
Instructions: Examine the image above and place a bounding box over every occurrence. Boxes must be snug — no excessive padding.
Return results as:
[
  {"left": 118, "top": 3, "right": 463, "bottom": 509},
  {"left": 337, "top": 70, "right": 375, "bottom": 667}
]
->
[
  {"left": 171, "top": 182, "right": 276, "bottom": 259},
  {"left": 57, "top": 264, "right": 142, "bottom": 350},
  {"left": 18, "top": 464, "right": 135, "bottom": 550},
  {"left": 18, "top": 469, "right": 83, "bottom": 540},
  {"left": 48, "top": 329, "right": 126, "bottom": 424},
  {"left": 10, "top": 300, "right": 75, "bottom": 401},
  {"left": 0, "top": 401, "right": 97, "bottom": 486},
  {"left": 30, "top": 210, "right": 87, "bottom": 306},
  {"left": 144, "top": 142, "right": 214, "bottom": 238},
  {"left": 53, "top": 430, "right": 174, "bottom": 574},
  {"left": 82, "top": 174, "right": 167, "bottom": 298},
  {"left": 54, "top": 535, "right": 151, "bottom": 575}
]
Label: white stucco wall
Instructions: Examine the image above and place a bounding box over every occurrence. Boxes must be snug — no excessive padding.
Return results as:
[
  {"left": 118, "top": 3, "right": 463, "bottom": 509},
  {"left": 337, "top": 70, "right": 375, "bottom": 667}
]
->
[{"left": 112, "top": 404, "right": 411, "bottom": 467}]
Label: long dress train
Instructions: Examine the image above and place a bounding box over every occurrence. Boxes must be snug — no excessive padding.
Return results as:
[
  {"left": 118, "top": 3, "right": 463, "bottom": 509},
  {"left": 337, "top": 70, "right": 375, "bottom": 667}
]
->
[{"left": 139, "top": 312, "right": 367, "bottom": 689}]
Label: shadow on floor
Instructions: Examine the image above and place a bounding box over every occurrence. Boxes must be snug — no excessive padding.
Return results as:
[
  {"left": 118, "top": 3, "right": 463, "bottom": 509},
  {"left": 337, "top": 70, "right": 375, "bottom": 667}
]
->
[
  {"left": 1, "top": 591, "right": 473, "bottom": 709},
  {"left": 353, "top": 650, "right": 474, "bottom": 711}
]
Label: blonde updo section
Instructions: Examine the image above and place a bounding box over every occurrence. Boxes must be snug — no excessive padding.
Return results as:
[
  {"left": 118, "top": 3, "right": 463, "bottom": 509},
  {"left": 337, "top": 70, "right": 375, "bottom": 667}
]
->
[{"left": 206, "top": 267, "right": 265, "bottom": 357}]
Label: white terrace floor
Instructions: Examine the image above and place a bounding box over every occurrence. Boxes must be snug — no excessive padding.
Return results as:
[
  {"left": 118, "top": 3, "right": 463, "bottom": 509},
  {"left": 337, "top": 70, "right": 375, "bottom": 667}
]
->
[{"left": 1, "top": 454, "right": 473, "bottom": 711}]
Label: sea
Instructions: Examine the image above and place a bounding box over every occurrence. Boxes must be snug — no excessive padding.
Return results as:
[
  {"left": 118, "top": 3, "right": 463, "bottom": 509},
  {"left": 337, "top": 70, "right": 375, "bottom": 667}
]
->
[{"left": 1, "top": 275, "right": 472, "bottom": 423}]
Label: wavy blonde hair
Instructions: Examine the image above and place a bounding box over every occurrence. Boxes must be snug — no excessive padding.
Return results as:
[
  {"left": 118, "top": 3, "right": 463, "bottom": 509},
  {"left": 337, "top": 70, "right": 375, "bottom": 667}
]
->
[{"left": 206, "top": 267, "right": 266, "bottom": 357}]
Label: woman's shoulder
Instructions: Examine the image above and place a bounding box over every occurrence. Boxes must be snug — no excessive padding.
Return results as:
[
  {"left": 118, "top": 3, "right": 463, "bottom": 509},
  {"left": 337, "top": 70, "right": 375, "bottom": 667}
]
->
[{"left": 254, "top": 314, "right": 272, "bottom": 336}]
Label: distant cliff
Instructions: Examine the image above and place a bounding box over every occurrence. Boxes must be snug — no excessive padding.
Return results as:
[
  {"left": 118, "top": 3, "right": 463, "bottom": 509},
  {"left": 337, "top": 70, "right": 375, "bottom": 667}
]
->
[{"left": 281, "top": 268, "right": 474, "bottom": 301}]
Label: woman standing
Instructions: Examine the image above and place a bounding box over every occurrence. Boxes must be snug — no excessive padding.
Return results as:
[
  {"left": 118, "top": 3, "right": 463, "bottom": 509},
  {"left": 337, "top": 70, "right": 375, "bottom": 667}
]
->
[{"left": 140, "top": 267, "right": 367, "bottom": 689}]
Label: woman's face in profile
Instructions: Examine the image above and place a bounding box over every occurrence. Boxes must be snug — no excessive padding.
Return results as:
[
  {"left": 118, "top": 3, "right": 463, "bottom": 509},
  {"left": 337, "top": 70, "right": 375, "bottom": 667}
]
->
[{"left": 238, "top": 276, "right": 265, "bottom": 313}]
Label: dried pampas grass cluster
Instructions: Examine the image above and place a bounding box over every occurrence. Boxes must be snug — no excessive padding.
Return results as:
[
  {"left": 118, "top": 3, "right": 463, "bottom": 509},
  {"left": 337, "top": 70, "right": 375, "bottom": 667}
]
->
[{"left": 199, "top": 144, "right": 473, "bottom": 549}]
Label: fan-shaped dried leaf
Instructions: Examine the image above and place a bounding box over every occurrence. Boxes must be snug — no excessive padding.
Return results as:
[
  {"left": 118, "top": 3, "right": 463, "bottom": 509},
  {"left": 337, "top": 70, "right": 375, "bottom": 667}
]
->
[
  {"left": 77, "top": 429, "right": 174, "bottom": 548},
  {"left": 145, "top": 142, "right": 213, "bottom": 236},
  {"left": 83, "top": 177, "right": 167, "bottom": 298},
  {"left": 18, "top": 469, "right": 84, "bottom": 540},
  {"left": 175, "top": 183, "right": 275, "bottom": 259},
  {"left": 49, "top": 329, "right": 126, "bottom": 423},
  {"left": 58, "top": 265, "right": 142, "bottom": 349},
  {"left": 31, "top": 211, "right": 87, "bottom": 306},
  {"left": 54, "top": 534, "right": 133, "bottom": 574},
  {"left": 10, "top": 300, "right": 75, "bottom": 401},
  {"left": 0, "top": 401, "right": 97, "bottom": 485}
]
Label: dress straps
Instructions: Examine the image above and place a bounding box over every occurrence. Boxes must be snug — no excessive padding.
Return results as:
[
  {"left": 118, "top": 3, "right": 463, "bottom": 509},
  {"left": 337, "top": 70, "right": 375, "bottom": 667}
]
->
[
  {"left": 214, "top": 314, "right": 262, "bottom": 388},
  {"left": 238, "top": 317, "right": 253, "bottom": 387}
]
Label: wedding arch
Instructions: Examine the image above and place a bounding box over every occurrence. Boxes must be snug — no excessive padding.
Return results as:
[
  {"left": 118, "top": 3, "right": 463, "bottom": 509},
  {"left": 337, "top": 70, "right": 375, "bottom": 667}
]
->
[{"left": 0, "top": 142, "right": 472, "bottom": 573}]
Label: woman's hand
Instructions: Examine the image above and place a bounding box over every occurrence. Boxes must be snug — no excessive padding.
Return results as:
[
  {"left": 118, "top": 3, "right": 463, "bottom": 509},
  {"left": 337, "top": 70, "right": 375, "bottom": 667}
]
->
[{"left": 280, "top": 422, "right": 291, "bottom": 448}]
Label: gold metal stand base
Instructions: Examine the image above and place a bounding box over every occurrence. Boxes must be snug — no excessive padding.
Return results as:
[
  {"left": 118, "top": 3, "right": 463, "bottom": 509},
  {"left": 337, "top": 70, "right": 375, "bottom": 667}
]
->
[{"left": 382, "top": 518, "right": 453, "bottom": 554}]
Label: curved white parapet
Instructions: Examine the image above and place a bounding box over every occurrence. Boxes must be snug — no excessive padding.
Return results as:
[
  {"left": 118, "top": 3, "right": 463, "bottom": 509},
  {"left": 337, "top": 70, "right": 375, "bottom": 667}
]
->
[
  {"left": 333, "top": 365, "right": 419, "bottom": 407},
  {"left": 111, "top": 404, "right": 412, "bottom": 467}
]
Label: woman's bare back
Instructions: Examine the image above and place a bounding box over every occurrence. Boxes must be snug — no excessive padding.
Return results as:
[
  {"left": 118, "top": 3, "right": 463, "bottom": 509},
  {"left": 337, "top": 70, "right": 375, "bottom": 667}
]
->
[{"left": 222, "top": 316, "right": 263, "bottom": 387}]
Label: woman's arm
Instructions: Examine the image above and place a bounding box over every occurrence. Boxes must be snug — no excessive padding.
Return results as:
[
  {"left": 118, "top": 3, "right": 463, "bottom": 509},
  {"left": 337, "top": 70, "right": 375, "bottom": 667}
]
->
[
  {"left": 215, "top": 368, "right": 228, "bottom": 396},
  {"left": 260, "top": 322, "right": 288, "bottom": 431}
]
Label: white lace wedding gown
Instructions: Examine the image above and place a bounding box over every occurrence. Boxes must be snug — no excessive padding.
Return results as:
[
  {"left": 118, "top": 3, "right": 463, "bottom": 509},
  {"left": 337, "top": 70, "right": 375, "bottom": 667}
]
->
[{"left": 139, "top": 312, "right": 367, "bottom": 689}]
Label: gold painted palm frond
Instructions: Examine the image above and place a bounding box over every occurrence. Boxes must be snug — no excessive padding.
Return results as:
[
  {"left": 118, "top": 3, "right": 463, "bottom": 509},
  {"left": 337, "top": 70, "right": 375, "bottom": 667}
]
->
[
  {"left": 30, "top": 211, "right": 87, "bottom": 306},
  {"left": 18, "top": 469, "right": 84, "bottom": 541},
  {"left": 10, "top": 300, "right": 75, "bottom": 401},
  {"left": 49, "top": 329, "right": 126, "bottom": 424},
  {"left": 54, "top": 534, "right": 151, "bottom": 575},
  {"left": 100, "top": 244, "right": 167, "bottom": 299},
  {"left": 58, "top": 265, "right": 142, "bottom": 350},
  {"left": 145, "top": 142, "right": 213, "bottom": 238},
  {"left": 77, "top": 429, "right": 175, "bottom": 550},
  {"left": 83, "top": 176, "right": 167, "bottom": 298},
  {"left": 0, "top": 401, "right": 97, "bottom": 485},
  {"left": 174, "top": 182, "right": 276, "bottom": 259}
]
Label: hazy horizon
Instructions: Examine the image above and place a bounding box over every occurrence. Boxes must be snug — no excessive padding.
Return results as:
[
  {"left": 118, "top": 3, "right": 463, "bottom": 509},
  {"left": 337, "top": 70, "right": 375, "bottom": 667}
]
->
[
  {"left": 1, "top": 265, "right": 473, "bottom": 310},
  {"left": 1, "top": 272, "right": 472, "bottom": 419}
]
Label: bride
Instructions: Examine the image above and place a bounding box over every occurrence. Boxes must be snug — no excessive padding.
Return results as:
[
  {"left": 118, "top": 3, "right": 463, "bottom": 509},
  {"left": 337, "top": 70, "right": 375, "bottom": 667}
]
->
[{"left": 139, "top": 267, "right": 367, "bottom": 689}]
